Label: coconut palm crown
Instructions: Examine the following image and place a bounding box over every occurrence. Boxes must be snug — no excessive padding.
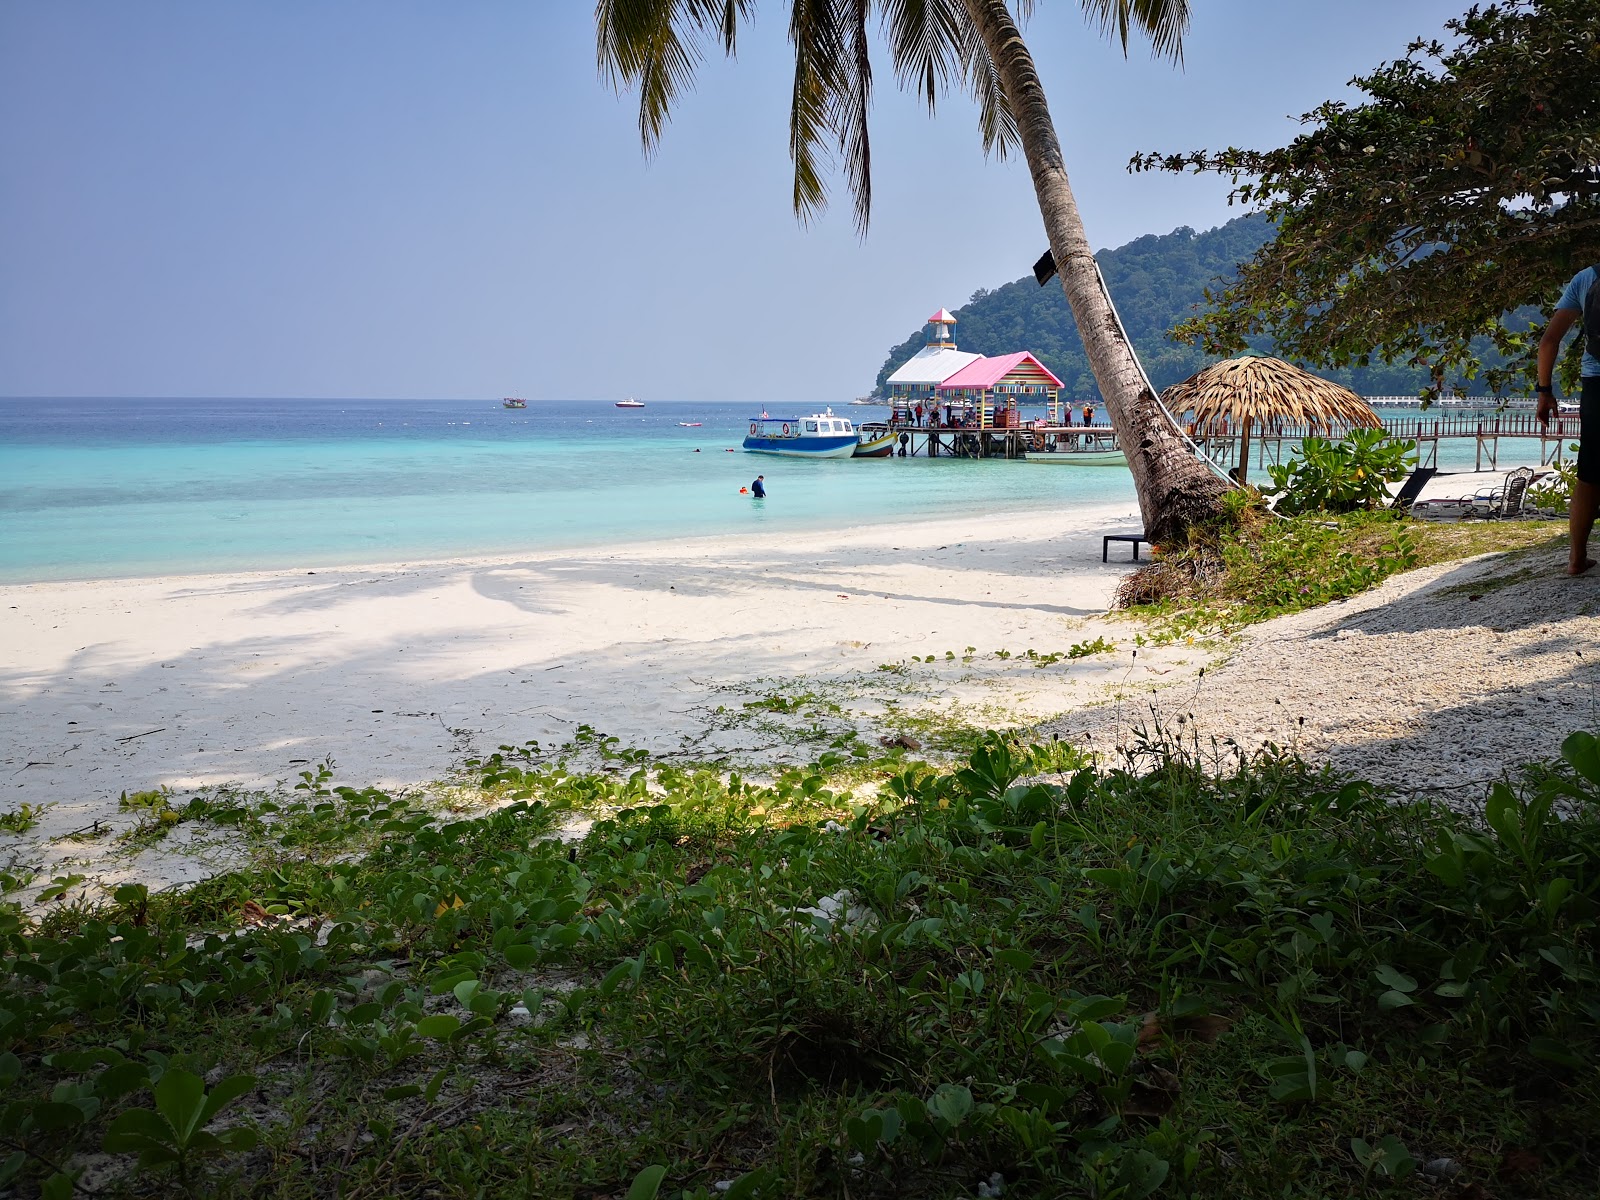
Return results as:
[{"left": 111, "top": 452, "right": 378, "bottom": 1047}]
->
[
  {"left": 596, "top": 0, "right": 1189, "bottom": 233},
  {"left": 595, "top": 0, "right": 1226, "bottom": 542}
]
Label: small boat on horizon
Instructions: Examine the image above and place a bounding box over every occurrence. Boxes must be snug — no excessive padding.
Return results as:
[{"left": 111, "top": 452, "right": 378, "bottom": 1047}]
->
[
  {"left": 677, "top": 421, "right": 702, "bottom": 427},
  {"left": 616, "top": 397, "right": 646, "bottom": 408},
  {"left": 502, "top": 397, "right": 527, "bottom": 409}
]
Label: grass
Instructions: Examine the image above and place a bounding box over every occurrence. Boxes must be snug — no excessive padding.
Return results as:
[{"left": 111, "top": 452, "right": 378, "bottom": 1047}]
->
[
  {"left": 2, "top": 726, "right": 1597, "bottom": 1199},
  {"left": 1116, "top": 503, "right": 1563, "bottom": 641}
]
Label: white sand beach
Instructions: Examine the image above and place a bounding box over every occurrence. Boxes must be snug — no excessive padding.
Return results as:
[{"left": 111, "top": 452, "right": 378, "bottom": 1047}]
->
[
  {"left": 3, "top": 479, "right": 1593, "bottom": 901},
  {"left": 2, "top": 502, "right": 1164, "bottom": 886}
]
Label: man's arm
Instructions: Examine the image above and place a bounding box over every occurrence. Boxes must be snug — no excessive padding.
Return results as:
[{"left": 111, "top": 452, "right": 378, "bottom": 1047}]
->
[{"left": 1537, "top": 307, "right": 1580, "bottom": 424}]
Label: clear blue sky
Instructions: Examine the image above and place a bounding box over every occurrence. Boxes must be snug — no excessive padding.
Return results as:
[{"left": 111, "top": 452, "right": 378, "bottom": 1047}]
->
[{"left": 0, "top": 1, "right": 1468, "bottom": 403}]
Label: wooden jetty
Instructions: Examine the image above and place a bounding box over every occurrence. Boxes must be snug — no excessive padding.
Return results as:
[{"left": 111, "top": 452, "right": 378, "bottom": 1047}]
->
[{"left": 878, "top": 410, "right": 1583, "bottom": 468}]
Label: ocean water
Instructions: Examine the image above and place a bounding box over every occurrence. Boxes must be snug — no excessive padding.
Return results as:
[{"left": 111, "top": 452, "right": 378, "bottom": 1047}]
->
[
  {"left": 0, "top": 397, "right": 1138, "bottom": 583},
  {"left": 2, "top": 398, "right": 1560, "bottom": 584}
]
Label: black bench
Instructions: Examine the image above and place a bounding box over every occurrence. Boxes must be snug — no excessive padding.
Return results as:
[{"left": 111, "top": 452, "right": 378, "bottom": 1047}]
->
[{"left": 1102, "top": 532, "right": 1149, "bottom": 563}]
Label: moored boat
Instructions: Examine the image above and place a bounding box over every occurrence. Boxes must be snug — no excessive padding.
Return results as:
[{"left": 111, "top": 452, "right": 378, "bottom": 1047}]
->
[
  {"left": 1025, "top": 432, "right": 1127, "bottom": 466},
  {"left": 853, "top": 423, "right": 897, "bottom": 457},
  {"left": 743, "top": 409, "right": 858, "bottom": 458}
]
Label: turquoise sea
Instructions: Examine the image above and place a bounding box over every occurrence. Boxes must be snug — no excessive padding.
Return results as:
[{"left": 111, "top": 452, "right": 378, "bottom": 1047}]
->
[
  {"left": 0, "top": 397, "right": 1139, "bottom": 584},
  {"left": 1, "top": 398, "right": 1556, "bottom": 585}
]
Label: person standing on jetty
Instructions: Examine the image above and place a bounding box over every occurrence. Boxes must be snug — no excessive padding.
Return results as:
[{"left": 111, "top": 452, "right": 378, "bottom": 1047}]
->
[
  {"left": 1537, "top": 268, "right": 1599, "bottom": 576},
  {"left": 750, "top": 475, "right": 766, "bottom": 499}
]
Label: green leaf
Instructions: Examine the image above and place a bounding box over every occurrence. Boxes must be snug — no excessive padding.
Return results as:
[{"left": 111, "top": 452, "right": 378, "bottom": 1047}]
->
[
  {"left": 197, "top": 1075, "right": 256, "bottom": 1127},
  {"left": 928, "top": 1083, "right": 973, "bottom": 1127},
  {"left": 416, "top": 1014, "right": 461, "bottom": 1040},
  {"left": 993, "top": 947, "right": 1035, "bottom": 971},
  {"left": 504, "top": 943, "right": 540, "bottom": 970},
  {"left": 1561, "top": 731, "right": 1600, "bottom": 785},
  {"left": 424, "top": 1067, "right": 449, "bottom": 1103},
  {"left": 153, "top": 1067, "right": 207, "bottom": 1144},
  {"left": 30, "top": 1103, "right": 88, "bottom": 1133},
  {"left": 1528, "top": 1035, "right": 1583, "bottom": 1069},
  {"left": 40, "top": 1172, "right": 77, "bottom": 1200},
  {"left": 1377, "top": 989, "right": 1415, "bottom": 1011},
  {"left": 624, "top": 1163, "right": 667, "bottom": 1200},
  {"left": 1374, "top": 965, "right": 1417, "bottom": 993},
  {"left": 103, "top": 1107, "right": 176, "bottom": 1155}
]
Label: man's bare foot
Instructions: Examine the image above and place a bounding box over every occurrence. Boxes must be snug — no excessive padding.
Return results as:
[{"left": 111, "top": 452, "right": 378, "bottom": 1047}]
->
[{"left": 1569, "top": 557, "right": 1597, "bottom": 576}]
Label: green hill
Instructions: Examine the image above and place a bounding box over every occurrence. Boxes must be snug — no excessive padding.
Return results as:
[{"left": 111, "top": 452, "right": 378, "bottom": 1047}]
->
[{"left": 873, "top": 215, "right": 1437, "bottom": 399}]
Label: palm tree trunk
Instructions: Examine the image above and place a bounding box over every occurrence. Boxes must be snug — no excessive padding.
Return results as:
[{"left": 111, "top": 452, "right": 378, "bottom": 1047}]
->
[{"left": 960, "top": 0, "right": 1227, "bottom": 543}]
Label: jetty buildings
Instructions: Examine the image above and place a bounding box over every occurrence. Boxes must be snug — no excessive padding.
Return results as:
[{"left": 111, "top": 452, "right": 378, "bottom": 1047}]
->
[{"left": 885, "top": 309, "right": 1066, "bottom": 431}]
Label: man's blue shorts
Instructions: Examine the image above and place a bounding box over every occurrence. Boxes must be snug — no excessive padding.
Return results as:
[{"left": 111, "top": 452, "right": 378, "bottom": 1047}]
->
[{"left": 1581, "top": 376, "right": 1599, "bottom": 486}]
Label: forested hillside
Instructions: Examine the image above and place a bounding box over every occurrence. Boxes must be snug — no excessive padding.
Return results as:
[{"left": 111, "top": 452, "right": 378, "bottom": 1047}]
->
[{"left": 873, "top": 216, "right": 1441, "bottom": 398}]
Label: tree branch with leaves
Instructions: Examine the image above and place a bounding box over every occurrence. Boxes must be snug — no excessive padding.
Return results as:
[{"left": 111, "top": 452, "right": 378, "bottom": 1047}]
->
[{"left": 1132, "top": 0, "right": 1600, "bottom": 398}]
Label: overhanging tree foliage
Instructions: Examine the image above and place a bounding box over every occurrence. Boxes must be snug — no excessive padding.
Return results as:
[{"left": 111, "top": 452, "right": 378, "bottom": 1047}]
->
[{"left": 1132, "top": 0, "right": 1600, "bottom": 397}]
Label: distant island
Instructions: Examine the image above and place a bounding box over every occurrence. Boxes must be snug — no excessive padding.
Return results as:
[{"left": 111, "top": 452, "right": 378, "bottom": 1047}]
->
[{"left": 874, "top": 215, "right": 1519, "bottom": 400}]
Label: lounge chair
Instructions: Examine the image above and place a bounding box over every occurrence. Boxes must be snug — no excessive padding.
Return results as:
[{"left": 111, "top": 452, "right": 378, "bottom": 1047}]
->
[
  {"left": 1468, "top": 466, "right": 1535, "bottom": 519},
  {"left": 1389, "top": 466, "right": 1437, "bottom": 512},
  {"left": 1412, "top": 466, "right": 1535, "bottom": 521}
]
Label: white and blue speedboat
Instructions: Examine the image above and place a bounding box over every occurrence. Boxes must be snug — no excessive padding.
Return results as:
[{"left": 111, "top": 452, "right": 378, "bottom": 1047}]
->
[{"left": 743, "top": 410, "right": 858, "bottom": 458}]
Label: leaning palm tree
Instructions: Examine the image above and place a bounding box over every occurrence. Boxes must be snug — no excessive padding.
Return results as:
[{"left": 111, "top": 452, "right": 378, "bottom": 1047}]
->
[{"left": 596, "top": 0, "right": 1228, "bottom": 541}]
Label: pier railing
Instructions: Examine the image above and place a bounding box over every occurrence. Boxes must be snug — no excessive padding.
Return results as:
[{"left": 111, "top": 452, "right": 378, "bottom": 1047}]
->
[{"left": 879, "top": 411, "right": 1581, "bottom": 468}]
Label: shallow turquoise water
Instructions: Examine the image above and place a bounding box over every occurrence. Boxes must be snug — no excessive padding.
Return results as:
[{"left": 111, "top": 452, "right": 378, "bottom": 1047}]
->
[
  {"left": 1, "top": 397, "right": 1559, "bottom": 584},
  {"left": 0, "top": 398, "right": 1138, "bottom": 582}
]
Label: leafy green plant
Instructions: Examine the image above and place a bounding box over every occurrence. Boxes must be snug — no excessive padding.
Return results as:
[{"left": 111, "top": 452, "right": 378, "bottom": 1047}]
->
[
  {"left": 102, "top": 1069, "right": 257, "bottom": 1188},
  {"left": 1528, "top": 449, "right": 1580, "bottom": 514},
  {"left": 1263, "top": 430, "right": 1416, "bottom": 515},
  {"left": 0, "top": 804, "right": 47, "bottom": 835}
]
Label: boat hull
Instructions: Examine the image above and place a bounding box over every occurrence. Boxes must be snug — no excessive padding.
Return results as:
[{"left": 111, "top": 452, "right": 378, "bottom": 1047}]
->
[
  {"left": 1025, "top": 450, "right": 1128, "bottom": 466},
  {"left": 743, "top": 434, "right": 858, "bottom": 458},
  {"left": 853, "top": 432, "right": 897, "bottom": 457}
]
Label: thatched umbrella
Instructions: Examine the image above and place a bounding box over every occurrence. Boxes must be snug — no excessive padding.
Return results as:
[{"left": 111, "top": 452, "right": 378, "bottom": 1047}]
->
[{"left": 1160, "top": 356, "right": 1382, "bottom": 483}]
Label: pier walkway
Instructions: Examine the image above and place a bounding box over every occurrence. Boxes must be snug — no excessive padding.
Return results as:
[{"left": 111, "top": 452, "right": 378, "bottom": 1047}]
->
[{"left": 880, "top": 411, "right": 1582, "bottom": 470}]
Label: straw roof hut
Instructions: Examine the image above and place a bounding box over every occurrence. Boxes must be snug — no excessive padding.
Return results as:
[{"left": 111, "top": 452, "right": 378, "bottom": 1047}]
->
[{"left": 1161, "top": 356, "right": 1381, "bottom": 482}]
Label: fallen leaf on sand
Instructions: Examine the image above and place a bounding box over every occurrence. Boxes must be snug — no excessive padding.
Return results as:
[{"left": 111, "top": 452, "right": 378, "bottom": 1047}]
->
[
  {"left": 239, "top": 900, "right": 278, "bottom": 927},
  {"left": 1137, "top": 1011, "right": 1232, "bottom": 1051},
  {"left": 879, "top": 734, "right": 922, "bottom": 751}
]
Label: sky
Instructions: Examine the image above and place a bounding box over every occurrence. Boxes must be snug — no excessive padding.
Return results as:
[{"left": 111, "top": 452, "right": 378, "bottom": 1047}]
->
[{"left": 0, "top": 1, "right": 1472, "bottom": 403}]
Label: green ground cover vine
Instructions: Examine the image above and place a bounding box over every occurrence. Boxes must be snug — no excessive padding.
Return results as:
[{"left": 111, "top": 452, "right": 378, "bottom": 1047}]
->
[{"left": 0, "top": 726, "right": 1596, "bottom": 1197}]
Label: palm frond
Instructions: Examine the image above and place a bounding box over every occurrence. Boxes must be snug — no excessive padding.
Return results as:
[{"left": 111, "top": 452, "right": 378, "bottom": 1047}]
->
[
  {"left": 835, "top": 0, "right": 875, "bottom": 232},
  {"left": 595, "top": 0, "right": 754, "bottom": 151},
  {"left": 880, "top": 0, "right": 961, "bottom": 114},
  {"left": 1079, "top": 0, "right": 1190, "bottom": 62},
  {"left": 958, "top": 13, "right": 1018, "bottom": 159},
  {"left": 788, "top": 0, "right": 849, "bottom": 224}
]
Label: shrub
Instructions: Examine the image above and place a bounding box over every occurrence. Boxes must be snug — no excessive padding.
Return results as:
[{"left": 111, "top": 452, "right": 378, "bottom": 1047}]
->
[{"left": 1263, "top": 430, "right": 1416, "bottom": 515}]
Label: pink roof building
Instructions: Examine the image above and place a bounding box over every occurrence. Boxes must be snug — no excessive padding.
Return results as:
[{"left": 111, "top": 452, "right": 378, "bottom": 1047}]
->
[{"left": 936, "top": 352, "right": 1064, "bottom": 391}]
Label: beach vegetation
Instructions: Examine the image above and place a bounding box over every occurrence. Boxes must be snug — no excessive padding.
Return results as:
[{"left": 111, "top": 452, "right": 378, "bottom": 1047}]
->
[
  {"left": 596, "top": 0, "right": 1227, "bottom": 542},
  {"left": 1117, "top": 506, "right": 1562, "bottom": 636},
  {"left": 0, "top": 804, "right": 47, "bottom": 836},
  {"left": 0, "top": 729, "right": 1596, "bottom": 1196},
  {"left": 1262, "top": 430, "right": 1417, "bottom": 516},
  {"left": 1135, "top": 0, "right": 1600, "bottom": 399},
  {"left": 1529, "top": 449, "right": 1583, "bottom": 516}
]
